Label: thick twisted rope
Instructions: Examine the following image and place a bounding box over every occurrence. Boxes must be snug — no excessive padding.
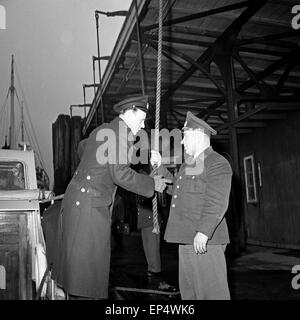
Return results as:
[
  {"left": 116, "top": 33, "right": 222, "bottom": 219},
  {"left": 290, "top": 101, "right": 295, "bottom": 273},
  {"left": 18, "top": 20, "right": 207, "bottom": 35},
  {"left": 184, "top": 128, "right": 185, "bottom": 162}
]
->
[{"left": 152, "top": 0, "right": 163, "bottom": 234}]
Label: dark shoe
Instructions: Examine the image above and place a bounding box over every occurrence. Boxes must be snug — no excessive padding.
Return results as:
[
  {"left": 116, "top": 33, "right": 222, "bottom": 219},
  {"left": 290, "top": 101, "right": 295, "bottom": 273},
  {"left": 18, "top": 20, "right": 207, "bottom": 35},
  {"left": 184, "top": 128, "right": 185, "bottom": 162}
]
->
[
  {"left": 157, "top": 280, "right": 178, "bottom": 292},
  {"left": 146, "top": 271, "right": 178, "bottom": 292}
]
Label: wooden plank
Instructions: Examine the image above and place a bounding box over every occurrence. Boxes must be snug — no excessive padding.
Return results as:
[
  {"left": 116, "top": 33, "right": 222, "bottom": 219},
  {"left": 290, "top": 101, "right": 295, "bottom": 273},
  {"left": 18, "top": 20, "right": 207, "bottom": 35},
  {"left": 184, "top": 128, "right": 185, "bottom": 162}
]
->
[
  {"left": 52, "top": 115, "right": 72, "bottom": 195},
  {"left": 247, "top": 239, "right": 300, "bottom": 250},
  {"left": 249, "top": 114, "right": 286, "bottom": 120},
  {"left": 70, "top": 116, "right": 83, "bottom": 177},
  {"left": 234, "top": 122, "right": 267, "bottom": 128}
]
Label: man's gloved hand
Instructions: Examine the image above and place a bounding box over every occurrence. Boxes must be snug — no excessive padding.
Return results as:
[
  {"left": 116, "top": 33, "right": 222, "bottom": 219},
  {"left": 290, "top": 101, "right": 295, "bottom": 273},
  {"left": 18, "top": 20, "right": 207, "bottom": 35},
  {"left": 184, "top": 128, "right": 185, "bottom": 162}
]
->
[
  {"left": 193, "top": 232, "right": 208, "bottom": 254},
  {"left": 150, "top": 150, "right": 162, "bottom": 168},
  {"left": 153, "top": 175, "right": 172, "bottom": 193}
]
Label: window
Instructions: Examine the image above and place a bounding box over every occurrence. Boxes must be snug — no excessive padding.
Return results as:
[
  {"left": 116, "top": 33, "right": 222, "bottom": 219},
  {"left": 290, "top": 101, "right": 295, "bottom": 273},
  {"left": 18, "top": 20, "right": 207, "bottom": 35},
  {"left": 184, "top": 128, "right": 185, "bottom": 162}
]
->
[
  {"left": 243, "top": 155, "right": 258, "bottom": 203},
  {"left": 0, "top": 161, "right": 25, "bottom": 190}
]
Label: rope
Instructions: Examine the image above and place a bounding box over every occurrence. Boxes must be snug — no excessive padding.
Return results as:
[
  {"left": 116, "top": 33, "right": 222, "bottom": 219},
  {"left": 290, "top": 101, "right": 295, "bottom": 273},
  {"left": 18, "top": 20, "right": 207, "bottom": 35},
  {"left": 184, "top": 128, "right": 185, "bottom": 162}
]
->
[{"left": 152, "top": 0, "right": 163, "bottom": 234}]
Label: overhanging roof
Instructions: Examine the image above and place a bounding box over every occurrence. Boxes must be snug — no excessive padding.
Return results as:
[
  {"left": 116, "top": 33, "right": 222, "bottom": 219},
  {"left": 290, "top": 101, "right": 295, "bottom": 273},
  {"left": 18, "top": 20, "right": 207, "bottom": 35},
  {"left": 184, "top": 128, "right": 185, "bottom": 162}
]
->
[{"left": 83, "top": 0, "right": 300, "bottom": 139}]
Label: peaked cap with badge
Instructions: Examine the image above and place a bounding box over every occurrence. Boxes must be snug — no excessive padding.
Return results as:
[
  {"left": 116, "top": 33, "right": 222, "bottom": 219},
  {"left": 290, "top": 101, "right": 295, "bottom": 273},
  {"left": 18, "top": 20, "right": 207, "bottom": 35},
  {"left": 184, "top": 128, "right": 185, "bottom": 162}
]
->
[
  {"left": 113, "top": 95, "right": 150, "bottom": 114},
  {"left": 182, "top": 111, "right": 217, "bottom": 136}
]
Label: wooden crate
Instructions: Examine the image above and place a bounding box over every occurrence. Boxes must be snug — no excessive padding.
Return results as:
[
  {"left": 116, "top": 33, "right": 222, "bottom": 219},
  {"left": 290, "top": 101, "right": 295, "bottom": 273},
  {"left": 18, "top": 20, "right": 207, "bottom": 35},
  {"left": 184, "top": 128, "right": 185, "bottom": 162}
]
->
[{"left": 0, "top": 212, "right": 32, "bottom": 300}]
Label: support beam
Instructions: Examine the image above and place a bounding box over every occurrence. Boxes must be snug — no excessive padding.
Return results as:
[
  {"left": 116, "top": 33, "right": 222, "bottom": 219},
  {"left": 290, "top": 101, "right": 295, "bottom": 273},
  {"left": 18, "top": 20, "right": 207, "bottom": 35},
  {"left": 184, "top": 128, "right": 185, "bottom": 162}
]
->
[
  {"left": 142, "top": 1, "right": 249, "bottom": 32},
  {"left": 115, "top": 1, "right": 174, "bottom": 95},
  {"left": 197, "top": 100, "right": 225, "bottom": 118},
  {"left": 173, "top": 105, "right": 211, "bottom": 112},
  {"left": 160, "top": 50, "right": 188, "bottom": 71},
  {"left": 238, "top": 30, "right": 300, "bottom": 46},
  {"left": 249, "top": 113, "right": 286, "bottom": 120},
  {"left": 276, "top": 63, "right": 294, "bottom": 91},
  {"left": 198, "top": 48, "right": 300, "bottom": 119},
  {"left": 170, "top": 111, "right": 183, "bottom": 126},
  {"left": 211, "top": 0, "right": 268, "bottom": 254},
  {"left": 172, "top": 97, "right": 221, "bottom": 104},
  {"left": 217, "top": 56, "right": 246, "bottom": 254},
  {"left": 238, "top": 48, "right": 300, "bottom": 93},
  {"left": 215, "top": 101, "right": 296, "bottom": 132},
  {"left": 221, "top": 129, "right": 253, "bottom": 134},
  {"left": 170, "top": 25, "right": 296, "bottom": 49},
  {"left": 217, "top": 104, "right": 268, "bottom": 131},
  {"left": 234, "top": 53, "right": 275, "bottom": 96},
  {"left": 264, "top": 102, "right": 300, "bottom": 110},
  {"left": 142, "top": 37, "right": 226, "bottom": 95},
  {"left": 142, "top": 33, "right": 291, "bottom": 57},
  {"left": 234, "top": 121, "right": 267, "bottom": 128},
  {"left": 122, "top": 50, "right": 300, "bottom": 87},
  {"left": 133, "top": 0, "right": 146, "bottom": 95}
]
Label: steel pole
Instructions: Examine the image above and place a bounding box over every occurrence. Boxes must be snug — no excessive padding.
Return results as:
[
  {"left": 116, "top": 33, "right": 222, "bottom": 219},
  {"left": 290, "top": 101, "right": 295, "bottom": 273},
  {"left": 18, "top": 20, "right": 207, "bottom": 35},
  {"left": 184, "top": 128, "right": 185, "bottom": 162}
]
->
[{"left": 95, "top": 12, "right": 104, "bottom": 124}]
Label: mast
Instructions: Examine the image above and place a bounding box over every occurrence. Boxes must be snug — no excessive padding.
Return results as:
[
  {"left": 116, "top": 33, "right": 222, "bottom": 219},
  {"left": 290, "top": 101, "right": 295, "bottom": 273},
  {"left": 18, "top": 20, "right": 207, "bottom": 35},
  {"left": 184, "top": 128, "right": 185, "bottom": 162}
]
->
[
  {"left": 21, "top": 101, "right": 24, "bottom": 142},
  {"left": 9, "top": 54, "right": 16, "bottom": 149},
  {"left": 19, "top": 101, "right": 29, "bottom": 151}
]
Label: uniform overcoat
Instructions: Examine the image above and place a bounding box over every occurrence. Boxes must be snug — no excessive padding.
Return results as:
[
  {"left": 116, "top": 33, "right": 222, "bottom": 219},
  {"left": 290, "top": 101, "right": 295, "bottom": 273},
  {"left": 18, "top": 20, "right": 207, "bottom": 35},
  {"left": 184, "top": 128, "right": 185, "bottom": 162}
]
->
[
  {"left": 161, "top": 147, "right": 232, "bottom": 245},
  {"left": 52, "top": 117, "right": 154, "bottom": 298}
]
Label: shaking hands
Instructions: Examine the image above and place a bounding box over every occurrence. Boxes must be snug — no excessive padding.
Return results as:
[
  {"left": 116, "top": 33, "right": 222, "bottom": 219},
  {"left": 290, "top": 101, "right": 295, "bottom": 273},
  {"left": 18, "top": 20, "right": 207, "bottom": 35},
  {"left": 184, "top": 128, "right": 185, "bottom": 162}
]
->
[{"left": 150, "top": 150, "right": 172, "bottom": 192}]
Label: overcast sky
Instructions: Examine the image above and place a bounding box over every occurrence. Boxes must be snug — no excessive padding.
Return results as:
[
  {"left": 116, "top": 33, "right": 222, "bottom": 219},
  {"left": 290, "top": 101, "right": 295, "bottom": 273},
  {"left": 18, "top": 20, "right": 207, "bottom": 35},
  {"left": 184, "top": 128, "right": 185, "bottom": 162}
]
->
[{"left": 0, "top": 0, "right": 131, "bottom": 189}]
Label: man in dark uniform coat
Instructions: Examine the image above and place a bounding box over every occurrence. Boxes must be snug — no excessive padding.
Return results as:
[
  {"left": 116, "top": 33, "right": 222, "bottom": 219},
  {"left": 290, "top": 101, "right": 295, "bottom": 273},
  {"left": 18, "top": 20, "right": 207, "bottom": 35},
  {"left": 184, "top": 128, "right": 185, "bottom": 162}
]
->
[
  {"left": 151, "top": 111, "right": 232, "bottom": 300},
  {"left": 136, "top": 165, "right": 177, "bottom": 292},
  {"left": 51, "top": 95, "right": 168, "bottom": 299}
]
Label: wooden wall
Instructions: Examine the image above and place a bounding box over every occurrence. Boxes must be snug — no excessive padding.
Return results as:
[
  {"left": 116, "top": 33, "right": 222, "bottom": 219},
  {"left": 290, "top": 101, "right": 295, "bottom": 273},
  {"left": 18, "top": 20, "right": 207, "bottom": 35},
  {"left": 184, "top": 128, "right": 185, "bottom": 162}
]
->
[
  {"left": 238, "top": 111, "right": 300, "bottom": 249},
  {"left": 70, "top": 116, "right": 83, "bottom": 177},
  {"left": 52, "top": 115, "right": 82, "bottom": 195}
]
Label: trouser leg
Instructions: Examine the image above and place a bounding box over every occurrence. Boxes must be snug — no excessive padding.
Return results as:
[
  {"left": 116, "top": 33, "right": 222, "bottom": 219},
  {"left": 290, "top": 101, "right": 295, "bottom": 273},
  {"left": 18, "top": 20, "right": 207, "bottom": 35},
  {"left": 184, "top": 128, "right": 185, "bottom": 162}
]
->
[
  {"left": 196, "top": 244, "right": 230, "bottom": 300},
  {"left": 141, "top": 226, "right": 161, "bottom": 273},
  {"left": 178, "top": 245, "right": 198, "bottom": 300},
  {"left": 179, "top": 244, "right": 230, "bottom": 300}
]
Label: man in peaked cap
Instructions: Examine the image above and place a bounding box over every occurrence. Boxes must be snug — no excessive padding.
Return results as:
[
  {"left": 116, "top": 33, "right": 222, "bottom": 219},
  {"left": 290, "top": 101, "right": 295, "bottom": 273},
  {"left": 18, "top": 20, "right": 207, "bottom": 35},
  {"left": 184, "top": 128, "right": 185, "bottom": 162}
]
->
[
  {"left": 113, "top": 95, "right": 149, "bottom": 114},
  {"left": 51, "top": 95, "right": 170, "bottom": 299},
  {"left": 182, "top": 111, "right": 217, "bottom": 135},
  {"left": 113, "top": 95, "right": 150, "bottom": 136},
  {"left": 150, "top": 111, "right": 232, "bottom": 300}
]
